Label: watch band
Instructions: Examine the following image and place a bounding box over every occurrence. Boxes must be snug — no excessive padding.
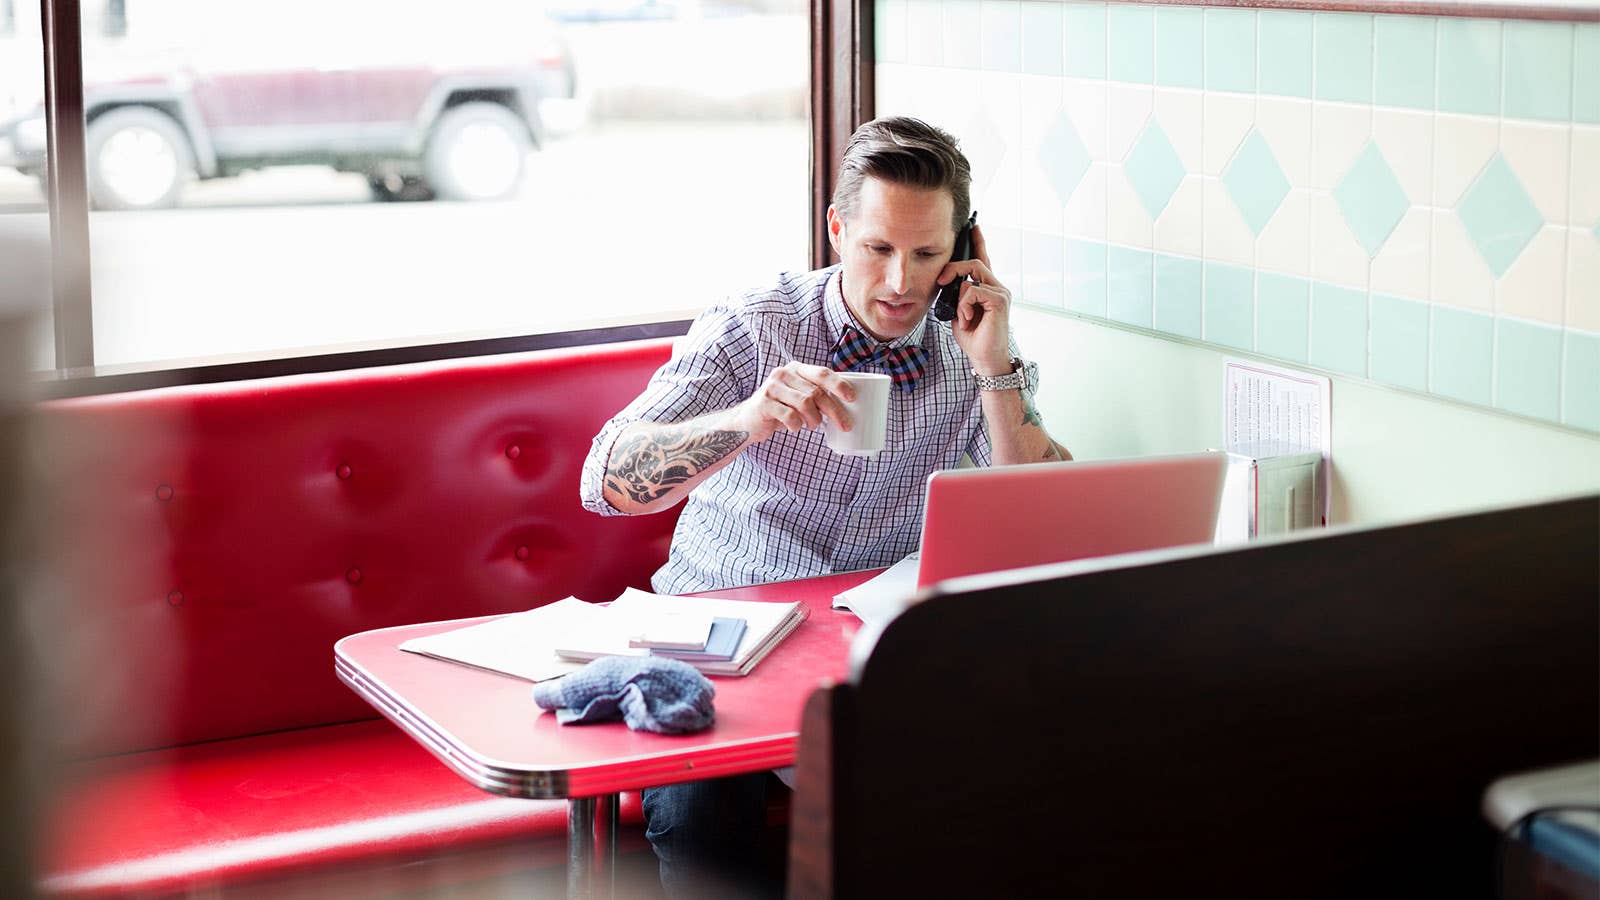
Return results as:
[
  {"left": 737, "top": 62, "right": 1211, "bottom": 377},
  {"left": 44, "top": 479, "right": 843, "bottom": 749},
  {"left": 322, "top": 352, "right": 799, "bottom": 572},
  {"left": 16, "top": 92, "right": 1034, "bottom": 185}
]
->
[{"left": 973, "top": 357, "right": 1028, "bottom": 392}]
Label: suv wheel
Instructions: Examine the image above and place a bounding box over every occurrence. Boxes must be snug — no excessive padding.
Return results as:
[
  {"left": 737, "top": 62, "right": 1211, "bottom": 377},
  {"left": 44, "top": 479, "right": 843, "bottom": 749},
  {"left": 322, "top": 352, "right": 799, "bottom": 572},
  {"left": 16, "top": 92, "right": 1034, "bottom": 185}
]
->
[
  {"left": 86, "top": 107, "right": 193, "bottom": 211},
  {"left": 423, "top": 102, "right": 530, "bottom": 202}
]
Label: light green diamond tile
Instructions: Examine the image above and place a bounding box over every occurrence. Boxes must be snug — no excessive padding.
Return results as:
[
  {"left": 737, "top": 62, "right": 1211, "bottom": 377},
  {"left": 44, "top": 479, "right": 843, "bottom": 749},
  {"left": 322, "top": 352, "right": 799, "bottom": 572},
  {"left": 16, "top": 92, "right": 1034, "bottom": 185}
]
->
[
  {"left": 1456, "top": 154, "right": 1544, "bottom": 278},
  {"left": 1221, "top": 129, "right": 1291, "bottom": 236},
  {"left": 1124, "top": 122, "right": 1187, "bottom": 220},
  {"left": 1334, "top": 142, "right": 1411, "bottom": 259},
  {"left": 1040, "top": 110, "right": 1091, "bottom": 205}
]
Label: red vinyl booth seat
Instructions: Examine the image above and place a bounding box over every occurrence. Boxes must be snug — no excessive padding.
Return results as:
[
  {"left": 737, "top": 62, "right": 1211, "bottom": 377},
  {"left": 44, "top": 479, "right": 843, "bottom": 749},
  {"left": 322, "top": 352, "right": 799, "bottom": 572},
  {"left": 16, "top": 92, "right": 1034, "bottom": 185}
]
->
[{"left": 31, "top": 338, "right": 681, "bottom": 895}]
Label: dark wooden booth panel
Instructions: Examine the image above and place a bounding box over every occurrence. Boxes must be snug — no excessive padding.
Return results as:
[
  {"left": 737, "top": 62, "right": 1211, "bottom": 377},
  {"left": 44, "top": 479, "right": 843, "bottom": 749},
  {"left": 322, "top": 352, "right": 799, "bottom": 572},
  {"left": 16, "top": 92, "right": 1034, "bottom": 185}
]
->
[{"left": 789, "top": 496, "right": 1599, "bottom": 899}]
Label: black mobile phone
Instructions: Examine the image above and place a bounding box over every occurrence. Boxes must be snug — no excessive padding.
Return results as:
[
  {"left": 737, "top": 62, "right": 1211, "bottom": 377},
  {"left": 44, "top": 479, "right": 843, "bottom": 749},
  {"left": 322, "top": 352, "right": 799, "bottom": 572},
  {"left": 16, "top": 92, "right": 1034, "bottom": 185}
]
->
[{"left": 933, "top": 211, "right": 978, "bottom": 322}]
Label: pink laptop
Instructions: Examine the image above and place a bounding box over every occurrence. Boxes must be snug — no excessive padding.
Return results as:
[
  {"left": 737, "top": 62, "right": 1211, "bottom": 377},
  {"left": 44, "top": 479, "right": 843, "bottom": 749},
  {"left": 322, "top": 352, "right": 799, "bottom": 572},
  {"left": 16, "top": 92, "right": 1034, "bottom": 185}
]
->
[{"left": 914, "top": 451, "right": 1229, "bottom": 588}]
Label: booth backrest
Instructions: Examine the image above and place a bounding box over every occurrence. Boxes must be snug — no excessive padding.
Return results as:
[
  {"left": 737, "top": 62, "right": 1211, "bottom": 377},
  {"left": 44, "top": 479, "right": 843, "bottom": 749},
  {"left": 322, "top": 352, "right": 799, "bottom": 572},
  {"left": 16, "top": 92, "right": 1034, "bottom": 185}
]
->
[
  {"left": 789, "top": 495, "right": 1600, "bottom": 899},
  {"left": 36, "top": 339, "right": 680, "bottom": 759}
]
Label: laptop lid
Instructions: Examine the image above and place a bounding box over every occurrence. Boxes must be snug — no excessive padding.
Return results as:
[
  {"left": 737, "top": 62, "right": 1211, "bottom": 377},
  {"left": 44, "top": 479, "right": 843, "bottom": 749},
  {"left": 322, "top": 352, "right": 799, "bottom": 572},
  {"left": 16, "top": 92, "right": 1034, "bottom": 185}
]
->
[{"left": 915, "top": 451, "right": 1229, "bottom": 589}]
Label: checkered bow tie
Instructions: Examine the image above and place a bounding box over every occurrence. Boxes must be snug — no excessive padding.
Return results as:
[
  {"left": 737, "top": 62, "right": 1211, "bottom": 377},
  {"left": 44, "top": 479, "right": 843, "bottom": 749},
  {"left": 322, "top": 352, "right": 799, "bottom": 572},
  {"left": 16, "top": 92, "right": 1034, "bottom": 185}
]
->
[{"left": 828, "top": 325, "right": 930, "bottom": 392}]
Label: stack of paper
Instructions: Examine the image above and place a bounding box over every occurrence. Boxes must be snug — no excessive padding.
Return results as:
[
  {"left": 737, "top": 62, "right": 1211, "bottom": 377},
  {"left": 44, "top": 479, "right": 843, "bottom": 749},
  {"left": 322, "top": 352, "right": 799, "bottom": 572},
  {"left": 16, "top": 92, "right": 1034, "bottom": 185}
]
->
[
  {"left": 398, "top": 589, "right": 806, "bottom": 680},
  {"left": 557, "top": 589, "right": 806, "bottom": 677}
]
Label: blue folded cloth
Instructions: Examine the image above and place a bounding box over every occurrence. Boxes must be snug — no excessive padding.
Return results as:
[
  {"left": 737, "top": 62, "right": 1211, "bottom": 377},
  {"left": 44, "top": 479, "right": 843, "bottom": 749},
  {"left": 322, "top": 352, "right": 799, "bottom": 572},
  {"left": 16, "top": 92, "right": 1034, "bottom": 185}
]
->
[{"left": 533, "top": 656, "right": 715, "bottom": 734}]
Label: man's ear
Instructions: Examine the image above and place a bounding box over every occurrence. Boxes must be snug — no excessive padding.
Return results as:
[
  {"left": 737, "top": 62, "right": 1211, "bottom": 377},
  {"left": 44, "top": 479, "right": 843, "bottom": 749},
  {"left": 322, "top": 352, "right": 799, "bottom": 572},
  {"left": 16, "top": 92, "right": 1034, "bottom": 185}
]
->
[{"left": 826, "top": 206, "right": 844, "bottom": 257}]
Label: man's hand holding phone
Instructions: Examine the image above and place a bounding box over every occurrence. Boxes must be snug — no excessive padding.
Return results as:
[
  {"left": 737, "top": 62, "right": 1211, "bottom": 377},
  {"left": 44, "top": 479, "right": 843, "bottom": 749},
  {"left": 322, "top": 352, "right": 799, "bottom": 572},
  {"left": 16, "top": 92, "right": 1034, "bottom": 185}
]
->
[
  {"left": 937, "top": 222, "right": 1015, "bottom": 375},
  {"left": 731, "top": 361, "right": 858, "bottom": 443}
]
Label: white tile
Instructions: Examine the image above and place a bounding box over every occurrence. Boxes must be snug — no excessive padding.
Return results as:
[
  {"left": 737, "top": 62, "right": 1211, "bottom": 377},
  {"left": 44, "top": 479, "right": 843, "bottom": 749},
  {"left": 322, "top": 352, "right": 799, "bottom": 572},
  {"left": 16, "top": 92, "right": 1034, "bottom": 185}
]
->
[
  {"left": 923, "top": 67, "right": 983, "bottom": 138},
  {"left": 1369, "top": 207, "right": 1431, "bottom": 302},
  {"left": 1573, "top": 127, "right": 1600, "bottom": 229},
  {"left": 1203, "top": 93, "right": 1255, "bottom": 177},
  {"left": 1568, "top": 230, "right": 1600, "bottom": 332},
  {"left": 1062, "top": 78, "right": 1109, "bottom": 162},
  {"left": 1495, "top": 226, "right": 1567, "bottom": 325},
  {"left": 1064, "top": 163, "right": 1109, "bottom": 240},
  {"left": 1154, "top": 175, "right": 1203, "bottom": 256},
  {"left": 944, "top": 0, "right": 983, "bottom": 69},
  {"left": 905, "top": 0, "right": 944, "bottom": 67},
  {"left": 1310, "top": 102, "right": 1371, "bottom": 192},
  {"left": 1500, "top": 121, "right": 1571, "bottom": 225},
  {"left": 1107, "top": 83, "right": 1154, "bottom": 162},
  {"left": 1256, "top": 188, "right": 1312, "bottom": 276},
  {"left": 1432, "top": 114, "right": 1499, "bottom": 207},
  {"left": 1153, "top": 88, "right": 1204, "bottom": 172},
  {"left": 983, "top": 72, "right": 1024, "bottom": 135},
  {"left": 1203, "top": 177, "right": 1255, "bottom": 266},
  {"left": 1108, "top": 167, "right": 1155, "bottom": 247},
  {"left": 878, "top": 0, "right": 909, "bottom": 65},
  {"left": 1019, "top": 167, "right": 1065, "bottom": 235},
  {"left": 1311, "top": 190, "right": 1369, "bottom": 288},
  {"left": 1255, "top": 96, "right": 1313, "bottom": 186},
  {"left": 1430, "top": 210, "right": 1495, "bottom": 311},
  {"left": 1370, "top": 108, "right": 1432, "bottom": 206},
  {"left": 873, "top": 63, "right": 914, "bottom": 118}
]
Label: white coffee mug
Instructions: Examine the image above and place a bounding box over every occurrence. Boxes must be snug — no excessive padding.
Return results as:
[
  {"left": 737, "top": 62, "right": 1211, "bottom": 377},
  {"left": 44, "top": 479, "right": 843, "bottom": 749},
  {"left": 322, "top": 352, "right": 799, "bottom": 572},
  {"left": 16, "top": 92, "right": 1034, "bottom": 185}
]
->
[{"left": 824, "top": 372, "right": 891, "bottom": 456}]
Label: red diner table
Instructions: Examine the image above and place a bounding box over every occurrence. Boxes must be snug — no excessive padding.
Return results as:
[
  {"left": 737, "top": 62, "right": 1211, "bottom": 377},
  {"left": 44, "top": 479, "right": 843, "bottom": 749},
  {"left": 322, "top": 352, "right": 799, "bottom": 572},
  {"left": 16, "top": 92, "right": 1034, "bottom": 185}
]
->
[{"left": 333, "top": 568, "right": 877, "bottom": 899}]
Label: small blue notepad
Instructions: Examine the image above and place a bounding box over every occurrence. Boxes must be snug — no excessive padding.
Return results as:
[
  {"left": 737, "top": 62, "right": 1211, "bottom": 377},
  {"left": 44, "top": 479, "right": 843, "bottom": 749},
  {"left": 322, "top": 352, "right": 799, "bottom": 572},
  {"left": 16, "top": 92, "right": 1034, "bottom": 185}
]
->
[{"left": 650, "top": 617, "right": 747, "bottom": 662}]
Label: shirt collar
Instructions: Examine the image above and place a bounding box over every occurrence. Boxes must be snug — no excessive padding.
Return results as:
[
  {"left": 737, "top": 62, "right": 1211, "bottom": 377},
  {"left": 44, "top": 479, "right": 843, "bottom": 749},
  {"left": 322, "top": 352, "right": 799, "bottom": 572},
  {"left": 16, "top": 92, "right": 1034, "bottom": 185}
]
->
[{"left": 823, "top": 267, "right": 928, "bottom": 350}]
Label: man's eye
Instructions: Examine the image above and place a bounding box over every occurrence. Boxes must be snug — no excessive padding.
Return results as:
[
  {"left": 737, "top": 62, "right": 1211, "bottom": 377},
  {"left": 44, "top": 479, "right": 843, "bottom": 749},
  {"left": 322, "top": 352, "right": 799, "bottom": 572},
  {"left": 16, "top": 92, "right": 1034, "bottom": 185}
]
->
[{"left": 869, "top": 245, "right": 890, "bottom": 254}]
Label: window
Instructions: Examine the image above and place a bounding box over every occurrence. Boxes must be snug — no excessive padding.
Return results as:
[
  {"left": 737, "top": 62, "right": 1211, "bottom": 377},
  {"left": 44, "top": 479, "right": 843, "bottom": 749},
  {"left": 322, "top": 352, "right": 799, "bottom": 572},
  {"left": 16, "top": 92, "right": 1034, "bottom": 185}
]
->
[{"left": 7, "top": 0, "right": 812, "bottom": 378}]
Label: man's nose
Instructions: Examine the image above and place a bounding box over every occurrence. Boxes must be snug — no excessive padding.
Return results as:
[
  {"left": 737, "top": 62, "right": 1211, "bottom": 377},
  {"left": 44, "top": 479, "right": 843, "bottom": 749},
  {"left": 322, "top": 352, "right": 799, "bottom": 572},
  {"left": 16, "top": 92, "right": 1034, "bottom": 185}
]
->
[{"left": 885, "top": 254, "right": 907, "bottom": 294}]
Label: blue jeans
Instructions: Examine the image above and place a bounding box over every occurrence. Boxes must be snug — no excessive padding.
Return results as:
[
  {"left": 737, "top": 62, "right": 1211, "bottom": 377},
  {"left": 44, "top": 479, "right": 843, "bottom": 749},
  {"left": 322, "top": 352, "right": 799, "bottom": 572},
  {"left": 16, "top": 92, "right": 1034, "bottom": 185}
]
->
[{"left": 641, "top": 772, "right": 783, "bottom": 899}]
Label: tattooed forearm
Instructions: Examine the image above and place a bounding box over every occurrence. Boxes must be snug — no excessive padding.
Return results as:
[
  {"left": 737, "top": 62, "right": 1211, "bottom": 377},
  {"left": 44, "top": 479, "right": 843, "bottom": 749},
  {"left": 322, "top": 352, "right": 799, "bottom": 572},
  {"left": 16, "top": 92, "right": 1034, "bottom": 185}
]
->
[
  {"left": 1020, "top": 395, "right": 1043, "bottom": 428},
  {"left": 605, "top": 424, "right": 748, "bottom": 505}
]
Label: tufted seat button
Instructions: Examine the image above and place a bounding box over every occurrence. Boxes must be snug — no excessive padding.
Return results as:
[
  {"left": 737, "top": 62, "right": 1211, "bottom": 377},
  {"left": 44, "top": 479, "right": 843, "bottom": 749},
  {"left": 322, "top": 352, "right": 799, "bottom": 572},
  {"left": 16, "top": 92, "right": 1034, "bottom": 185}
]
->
[
  {"left": 336, "top": 464, "right": 353, "bottom": 480},
  {"left": 166, "top": 590, "right": 184, "bottom": 607},
  {"left": 155, "top": 484, "right": 174, "bottom": 502},
  {"left": 345, "top": 568, "right": 363, "bottom": 585},
  {"left": 515, "top": 545, "right": 531, "bottom": 561},
  {"left": 505, "top": 444, "right": 522, "bottom": 460}
]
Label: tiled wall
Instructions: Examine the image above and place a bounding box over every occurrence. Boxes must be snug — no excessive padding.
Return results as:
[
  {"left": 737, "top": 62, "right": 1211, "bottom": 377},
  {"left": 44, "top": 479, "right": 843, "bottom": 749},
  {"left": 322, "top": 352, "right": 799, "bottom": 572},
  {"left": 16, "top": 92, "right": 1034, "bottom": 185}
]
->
[{"left": 874, "top": 0, "right": 1600, "bottom": 434}]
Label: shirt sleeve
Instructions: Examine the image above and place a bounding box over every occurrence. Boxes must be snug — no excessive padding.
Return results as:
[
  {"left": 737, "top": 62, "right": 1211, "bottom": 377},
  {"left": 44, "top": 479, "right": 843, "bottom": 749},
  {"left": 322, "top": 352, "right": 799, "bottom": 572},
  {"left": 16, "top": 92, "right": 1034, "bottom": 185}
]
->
[
  {"left": 579, "top": 305, "right": 758, "bottom": 515},
  {"left": 965, "top": 338, "right": 1040, "bottom": 469}
]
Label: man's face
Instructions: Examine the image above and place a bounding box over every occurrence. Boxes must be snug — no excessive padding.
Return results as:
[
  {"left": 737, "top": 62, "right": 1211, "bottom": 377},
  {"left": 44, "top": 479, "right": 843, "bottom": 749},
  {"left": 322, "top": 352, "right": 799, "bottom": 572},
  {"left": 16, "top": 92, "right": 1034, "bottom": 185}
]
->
[{"left": 827, "top": 177, "right": 956, "bottom": 342}]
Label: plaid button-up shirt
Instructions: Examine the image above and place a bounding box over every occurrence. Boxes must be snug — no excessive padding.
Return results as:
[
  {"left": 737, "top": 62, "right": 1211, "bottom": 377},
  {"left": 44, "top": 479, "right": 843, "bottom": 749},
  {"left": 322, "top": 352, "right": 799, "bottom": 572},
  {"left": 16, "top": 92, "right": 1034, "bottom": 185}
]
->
[{"left": 580, "top": 265, "right": 1037, "bottom": 594}]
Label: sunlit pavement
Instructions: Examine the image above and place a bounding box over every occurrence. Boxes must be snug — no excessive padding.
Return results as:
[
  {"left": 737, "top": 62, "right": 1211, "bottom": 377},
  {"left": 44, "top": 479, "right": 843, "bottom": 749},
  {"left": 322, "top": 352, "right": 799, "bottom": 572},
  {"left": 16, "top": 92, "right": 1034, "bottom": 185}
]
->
[{"left": 5, "top": 120, "right": 810, "bottom": 370}]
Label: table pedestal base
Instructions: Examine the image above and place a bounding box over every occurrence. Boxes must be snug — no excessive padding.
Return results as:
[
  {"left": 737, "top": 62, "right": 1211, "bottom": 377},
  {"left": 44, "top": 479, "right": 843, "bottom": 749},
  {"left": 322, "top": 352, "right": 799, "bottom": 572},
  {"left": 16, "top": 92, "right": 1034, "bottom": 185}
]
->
[{"left": 567, "top": 793, "right": 620, "bottom": 899}]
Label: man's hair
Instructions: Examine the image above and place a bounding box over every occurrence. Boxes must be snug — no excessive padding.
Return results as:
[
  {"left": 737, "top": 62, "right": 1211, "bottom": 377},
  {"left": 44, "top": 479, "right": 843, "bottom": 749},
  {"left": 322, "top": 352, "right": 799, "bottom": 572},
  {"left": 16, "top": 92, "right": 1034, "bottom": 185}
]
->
[{"left": 831, "top": 116, "right": 972, "bottom": 235}]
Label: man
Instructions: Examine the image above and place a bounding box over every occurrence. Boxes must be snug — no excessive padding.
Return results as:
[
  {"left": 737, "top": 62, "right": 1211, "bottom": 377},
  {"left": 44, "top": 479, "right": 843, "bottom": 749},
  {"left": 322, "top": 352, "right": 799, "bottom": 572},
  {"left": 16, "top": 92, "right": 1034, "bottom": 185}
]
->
[{"left": 579, "top": 116, "right": 1069, "bottom": 897}]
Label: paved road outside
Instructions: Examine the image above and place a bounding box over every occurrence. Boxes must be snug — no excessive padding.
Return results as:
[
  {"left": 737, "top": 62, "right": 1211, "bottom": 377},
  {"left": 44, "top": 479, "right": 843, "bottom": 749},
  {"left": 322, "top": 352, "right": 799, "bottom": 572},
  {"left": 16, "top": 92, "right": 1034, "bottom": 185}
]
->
[{"left": 2, "top": 119, "right": 810, "bottom": 370}]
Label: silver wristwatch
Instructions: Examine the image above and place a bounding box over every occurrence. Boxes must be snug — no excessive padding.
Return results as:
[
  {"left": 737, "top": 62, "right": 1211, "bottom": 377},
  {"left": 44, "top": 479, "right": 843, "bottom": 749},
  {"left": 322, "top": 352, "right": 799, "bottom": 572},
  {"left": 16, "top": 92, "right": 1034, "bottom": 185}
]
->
[{"left": 973, "top": 357, "right": 1029, "bottom": 392}]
